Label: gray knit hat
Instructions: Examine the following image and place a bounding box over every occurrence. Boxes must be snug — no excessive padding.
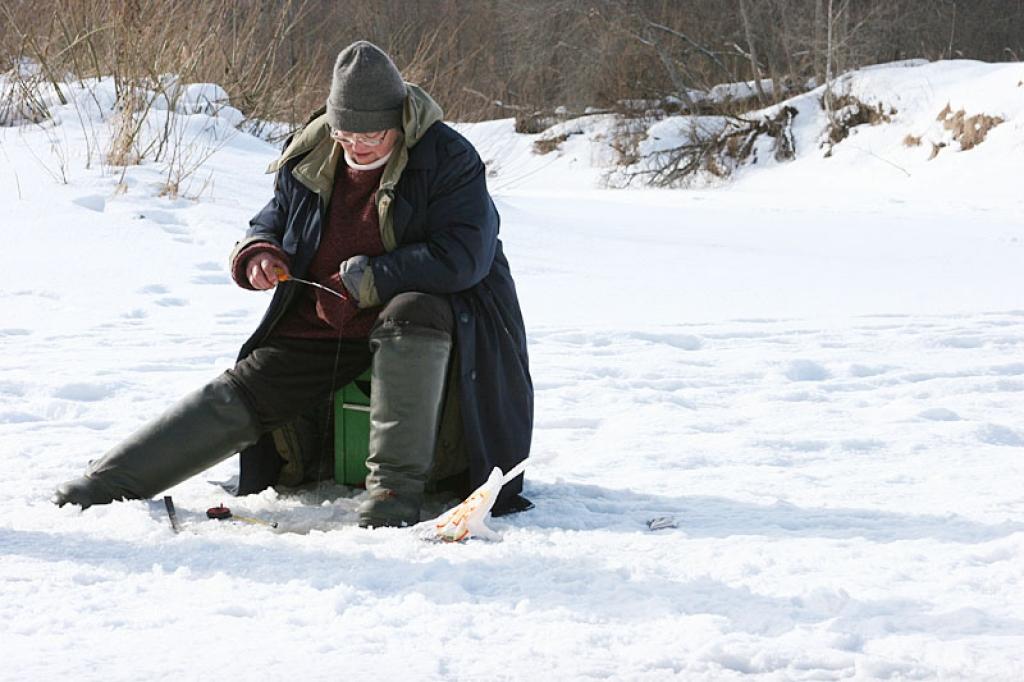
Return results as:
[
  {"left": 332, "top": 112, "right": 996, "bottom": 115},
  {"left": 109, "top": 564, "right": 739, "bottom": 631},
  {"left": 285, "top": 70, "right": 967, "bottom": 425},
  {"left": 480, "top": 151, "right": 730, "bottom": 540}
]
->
[{"left": 326, "top": 41, "right": 407, "bottom": 133}]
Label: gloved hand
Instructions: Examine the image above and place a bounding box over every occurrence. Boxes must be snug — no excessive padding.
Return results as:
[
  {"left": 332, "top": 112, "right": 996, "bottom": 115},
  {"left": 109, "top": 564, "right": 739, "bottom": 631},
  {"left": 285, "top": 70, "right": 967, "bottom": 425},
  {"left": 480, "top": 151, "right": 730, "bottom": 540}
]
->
[
  {"left": 248, "top": 252, "right": 290, "bottom": 290},
  {"left": 339, "top": 255, "right": 370, "bottom": 304}
]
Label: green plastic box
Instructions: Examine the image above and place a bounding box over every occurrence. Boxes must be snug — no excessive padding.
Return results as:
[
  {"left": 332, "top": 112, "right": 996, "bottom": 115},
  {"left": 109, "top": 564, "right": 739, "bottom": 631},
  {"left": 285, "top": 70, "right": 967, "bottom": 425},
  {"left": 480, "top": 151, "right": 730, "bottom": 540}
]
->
[{"left": 333, "top": 369, "right": 371, "bottom": 486}]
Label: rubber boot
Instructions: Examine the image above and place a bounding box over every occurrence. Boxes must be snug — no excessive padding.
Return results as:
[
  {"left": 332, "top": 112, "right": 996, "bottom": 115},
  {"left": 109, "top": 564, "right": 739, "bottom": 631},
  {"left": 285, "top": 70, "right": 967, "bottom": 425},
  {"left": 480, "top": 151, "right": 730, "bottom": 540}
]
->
[
  {"left": 358, "top": 325, "right": 451, "bottom": 528},
  {"left": 52, "top": 378, "right": 261, "bottom": 509}
]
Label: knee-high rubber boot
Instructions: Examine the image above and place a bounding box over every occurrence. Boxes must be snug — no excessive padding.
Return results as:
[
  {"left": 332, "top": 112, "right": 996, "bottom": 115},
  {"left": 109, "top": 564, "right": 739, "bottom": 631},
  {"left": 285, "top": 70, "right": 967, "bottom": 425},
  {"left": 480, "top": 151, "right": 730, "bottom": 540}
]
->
[
  {"left": 358, "top": 326, "right": 451, "bottom": 528},
  {"left": 52, "top": 378, "right": 261, "bottom": 509}
]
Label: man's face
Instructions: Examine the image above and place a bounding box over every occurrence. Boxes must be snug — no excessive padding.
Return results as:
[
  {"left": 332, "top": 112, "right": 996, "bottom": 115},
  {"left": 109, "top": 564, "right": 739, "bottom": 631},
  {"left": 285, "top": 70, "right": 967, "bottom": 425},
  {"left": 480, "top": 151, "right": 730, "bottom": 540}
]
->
[{"left": 331, "top": 128, "right": 399, "bottom": 165}]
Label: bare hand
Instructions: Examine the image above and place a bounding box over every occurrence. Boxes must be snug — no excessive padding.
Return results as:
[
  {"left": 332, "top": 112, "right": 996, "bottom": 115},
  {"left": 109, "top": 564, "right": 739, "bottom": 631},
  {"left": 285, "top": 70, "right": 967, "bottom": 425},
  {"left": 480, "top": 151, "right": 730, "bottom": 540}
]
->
[{"left": 248, "top": 253, "right": 289, "bottom": 290}]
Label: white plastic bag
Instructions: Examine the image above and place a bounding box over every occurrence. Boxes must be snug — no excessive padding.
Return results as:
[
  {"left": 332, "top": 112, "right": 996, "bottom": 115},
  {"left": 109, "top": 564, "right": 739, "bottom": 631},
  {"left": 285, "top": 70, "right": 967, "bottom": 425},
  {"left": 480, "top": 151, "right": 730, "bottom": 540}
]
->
[{"left": 429, "top": 460, "right": 528, "bottom": 542}]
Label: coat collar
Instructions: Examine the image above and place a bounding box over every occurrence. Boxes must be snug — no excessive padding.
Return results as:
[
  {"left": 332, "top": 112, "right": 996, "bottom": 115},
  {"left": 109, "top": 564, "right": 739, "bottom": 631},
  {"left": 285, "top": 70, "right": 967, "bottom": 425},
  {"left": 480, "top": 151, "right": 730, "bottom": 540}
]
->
[{"left": 265, "top": 84, "right": 443, "bottom": 196}]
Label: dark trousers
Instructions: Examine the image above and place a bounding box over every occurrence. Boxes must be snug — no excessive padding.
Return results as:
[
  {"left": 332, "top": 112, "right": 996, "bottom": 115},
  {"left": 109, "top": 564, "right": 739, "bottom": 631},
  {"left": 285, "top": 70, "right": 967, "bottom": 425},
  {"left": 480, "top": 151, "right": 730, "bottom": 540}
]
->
[{"left": 224, "top": 292, "right": 453, "bottom": 433}]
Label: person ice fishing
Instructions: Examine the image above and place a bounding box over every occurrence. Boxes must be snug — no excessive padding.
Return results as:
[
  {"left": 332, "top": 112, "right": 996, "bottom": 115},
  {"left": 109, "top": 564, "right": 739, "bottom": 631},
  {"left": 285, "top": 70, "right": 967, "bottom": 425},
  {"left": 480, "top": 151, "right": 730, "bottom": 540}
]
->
[{"left": 53, "top": 41, "right": 533, "bottom": 527}]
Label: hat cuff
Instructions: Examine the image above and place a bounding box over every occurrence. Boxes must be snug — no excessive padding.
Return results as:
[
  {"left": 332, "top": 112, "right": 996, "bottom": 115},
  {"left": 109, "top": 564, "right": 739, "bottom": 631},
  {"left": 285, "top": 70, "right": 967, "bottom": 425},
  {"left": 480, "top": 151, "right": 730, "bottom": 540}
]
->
[{"left": 326, "top": 104, "right": 403, "bottom": 133}]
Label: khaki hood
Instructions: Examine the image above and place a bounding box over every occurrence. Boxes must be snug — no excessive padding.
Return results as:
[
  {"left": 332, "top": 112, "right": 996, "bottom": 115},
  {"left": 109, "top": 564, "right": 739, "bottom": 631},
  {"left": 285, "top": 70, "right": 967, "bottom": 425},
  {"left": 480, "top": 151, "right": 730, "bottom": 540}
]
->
[{"left": 264, "top": 83, "right": 444, "bottom": 200}]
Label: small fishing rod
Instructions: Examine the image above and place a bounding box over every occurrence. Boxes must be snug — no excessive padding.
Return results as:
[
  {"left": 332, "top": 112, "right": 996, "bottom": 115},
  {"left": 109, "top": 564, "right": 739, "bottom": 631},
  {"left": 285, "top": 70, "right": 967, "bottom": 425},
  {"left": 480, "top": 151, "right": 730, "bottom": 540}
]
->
[{"left": 275, "top": 270, "right": 348, "bottom": 300}]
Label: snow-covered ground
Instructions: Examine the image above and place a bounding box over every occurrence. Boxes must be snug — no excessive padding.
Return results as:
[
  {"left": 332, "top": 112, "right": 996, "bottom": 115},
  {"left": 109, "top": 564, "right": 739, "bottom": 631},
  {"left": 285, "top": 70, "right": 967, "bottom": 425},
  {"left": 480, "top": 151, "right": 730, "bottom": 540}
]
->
[{"left": 2, "top": 60, "right": 1023, "bottom": 680}]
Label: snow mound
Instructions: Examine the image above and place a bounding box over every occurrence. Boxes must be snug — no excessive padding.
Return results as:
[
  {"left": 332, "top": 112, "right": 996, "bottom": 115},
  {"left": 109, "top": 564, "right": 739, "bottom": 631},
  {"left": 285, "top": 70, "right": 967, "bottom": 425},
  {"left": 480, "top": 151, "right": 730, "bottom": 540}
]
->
[{"left": 456, "top": 59, "right": 1024, "bottom": 199}]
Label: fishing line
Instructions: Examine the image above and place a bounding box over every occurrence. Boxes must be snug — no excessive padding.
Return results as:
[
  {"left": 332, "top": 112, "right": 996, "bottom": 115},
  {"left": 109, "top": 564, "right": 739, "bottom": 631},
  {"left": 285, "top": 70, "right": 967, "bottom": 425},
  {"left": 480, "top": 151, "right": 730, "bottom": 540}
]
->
[{"left": 275, "top": 270, "right": 352, "bottom": 505}]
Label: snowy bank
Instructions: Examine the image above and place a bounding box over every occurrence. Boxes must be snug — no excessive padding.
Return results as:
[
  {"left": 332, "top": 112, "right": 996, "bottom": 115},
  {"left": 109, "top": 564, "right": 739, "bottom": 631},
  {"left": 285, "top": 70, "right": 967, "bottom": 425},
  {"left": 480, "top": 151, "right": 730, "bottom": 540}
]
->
[{"left": 457, "top": 59, "right": 1024, "bottom": 201}]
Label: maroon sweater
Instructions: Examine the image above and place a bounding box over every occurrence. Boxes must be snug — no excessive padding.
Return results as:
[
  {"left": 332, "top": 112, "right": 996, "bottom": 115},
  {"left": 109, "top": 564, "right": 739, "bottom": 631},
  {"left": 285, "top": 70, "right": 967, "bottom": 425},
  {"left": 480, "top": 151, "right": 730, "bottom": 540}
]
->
[{"left": 232, "top": 159, "right": 387, "bottom": 339}]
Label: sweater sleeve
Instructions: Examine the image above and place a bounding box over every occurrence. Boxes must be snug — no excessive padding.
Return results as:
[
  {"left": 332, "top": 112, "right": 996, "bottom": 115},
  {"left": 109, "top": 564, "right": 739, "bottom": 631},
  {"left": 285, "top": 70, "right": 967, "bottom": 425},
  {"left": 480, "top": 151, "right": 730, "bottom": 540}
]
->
[{"left": 230, "top": 241, "right": 291, "bottom": 290}]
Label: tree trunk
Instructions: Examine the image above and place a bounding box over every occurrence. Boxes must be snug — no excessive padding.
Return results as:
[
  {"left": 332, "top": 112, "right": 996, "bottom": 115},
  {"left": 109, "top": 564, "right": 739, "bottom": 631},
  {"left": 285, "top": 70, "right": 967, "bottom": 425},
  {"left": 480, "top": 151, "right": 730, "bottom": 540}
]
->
[
  {"left": 824, "top": 0, "right": 834, "bottom": 119},
  {"left": 647, "top": 29, "right": 699, "bottom": 114},
  {"left": 947, "top": 1, "right": 957, "bottom": 58},
  {"left": 813, "top": 0, "right": 825, "bottom": 86},
  {"left": 738, "top": 0, "right": 768, "bottom": 104}
]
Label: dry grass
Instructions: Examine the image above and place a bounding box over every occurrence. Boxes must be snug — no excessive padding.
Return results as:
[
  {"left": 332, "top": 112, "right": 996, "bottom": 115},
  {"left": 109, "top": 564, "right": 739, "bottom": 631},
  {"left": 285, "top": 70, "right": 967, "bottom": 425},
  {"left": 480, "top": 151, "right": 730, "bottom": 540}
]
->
[
  {"left": 936, "top": 103, "right": 1004, "bottom": 151},
  {"left": 907, "top": 104, "right": 1003, "bottom": 160},
  {"left": 533, "top": 133, "right": 570, "bottom": 155}
]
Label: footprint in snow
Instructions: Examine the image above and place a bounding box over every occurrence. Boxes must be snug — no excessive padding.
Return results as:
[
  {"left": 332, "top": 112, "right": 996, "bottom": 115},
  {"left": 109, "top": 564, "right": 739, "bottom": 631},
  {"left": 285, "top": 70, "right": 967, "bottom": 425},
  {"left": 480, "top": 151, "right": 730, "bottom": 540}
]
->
[
  {"left": 135, "top": 209, "right": 184, "bottom": 226},
  {"left": 756, "top": 438, "right": 828, "bottom": 452},
  {"left": 977, "top": 424, "right": 1024, "bottom": 447},
  {"left": 72, "top": 195, "right": 105, "bottom": 212},
  {"left": 849, "top": 364, "right": 891, "bottom": 378},
  {"left": 10, "top": 289, "right": 61, "bottom": 300},
  {"left": 784, "top": 360, "right": 831, "bottom": 382},
  {"left": 918, "top": 408, "right": 961, "bottom": 421},
  {"left": 630, "top": 331, "right": 703, "bottom": 351},
  {"left": 0, "top": 380, "right": 27, "bottom": 396},
  {"left": 0, "top": 410, "right": 43, "bottom": 424},
  {"left": 213, "top": 605, "right": 258, "bottom": 619},
  {"left": 778, "top": 390, "right": 828, "bottom": 402},
  {"left": 138, "top": 284, "right": 169, "bottom": 295},
  {"left": 216, "top": 309, "right": 250, "bottom": 319},
  {"left": 155, "top": 297, "right": 188, "bottom": 307},
  {"left": 840, "top": 439, "right": 885, "bottom": 452},
  {"left": 938, "top": 336, "right": 985, "bottom": 349},
  {"left": 191, "top": 273, "right": 229, "bottom": 285},
  {"left": 991, "top": 363, "right": 1024, "bottom": 376},
  {"left": 160, "top": 224, "right": 190, "bottom": 236},
  {"left": 53, "top": 382, "right": 118, "bottom": 402}
]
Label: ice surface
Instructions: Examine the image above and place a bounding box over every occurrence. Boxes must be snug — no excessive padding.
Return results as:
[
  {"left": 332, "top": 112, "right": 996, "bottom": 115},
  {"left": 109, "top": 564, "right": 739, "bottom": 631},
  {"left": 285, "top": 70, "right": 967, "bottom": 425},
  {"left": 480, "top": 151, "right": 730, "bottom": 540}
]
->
[{"left": 1, "top": 61, "right": 1023, "bottom": 680}]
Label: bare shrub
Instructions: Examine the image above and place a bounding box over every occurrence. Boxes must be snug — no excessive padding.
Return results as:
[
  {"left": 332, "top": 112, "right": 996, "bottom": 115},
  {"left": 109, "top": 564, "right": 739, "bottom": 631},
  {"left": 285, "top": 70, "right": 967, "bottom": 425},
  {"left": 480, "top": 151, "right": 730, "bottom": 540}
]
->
[
  {"left": 821, "top": 92, "right": 895, "bottom": 155},
  {"left": 0, "top": 69, "right": 51, "bottom": 127},
  {"left": 903, "top": 134, "right": 922, "bottom": 147},
  {"left": 617, "top": 105, "right": 799, "bottom": 188},
  {"left": 4, "top": 0, "right": 1024, "bottom": 133},
  {"left": 606, "top": 116, "right": 650, "bottom": 167}
]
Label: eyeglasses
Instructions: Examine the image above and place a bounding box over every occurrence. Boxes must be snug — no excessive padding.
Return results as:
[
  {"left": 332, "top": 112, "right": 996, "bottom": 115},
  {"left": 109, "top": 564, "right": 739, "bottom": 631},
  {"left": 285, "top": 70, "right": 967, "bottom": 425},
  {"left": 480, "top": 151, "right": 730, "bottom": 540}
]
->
[{"left": 330, "top": 129, "right": 389, "bottom": 146}]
